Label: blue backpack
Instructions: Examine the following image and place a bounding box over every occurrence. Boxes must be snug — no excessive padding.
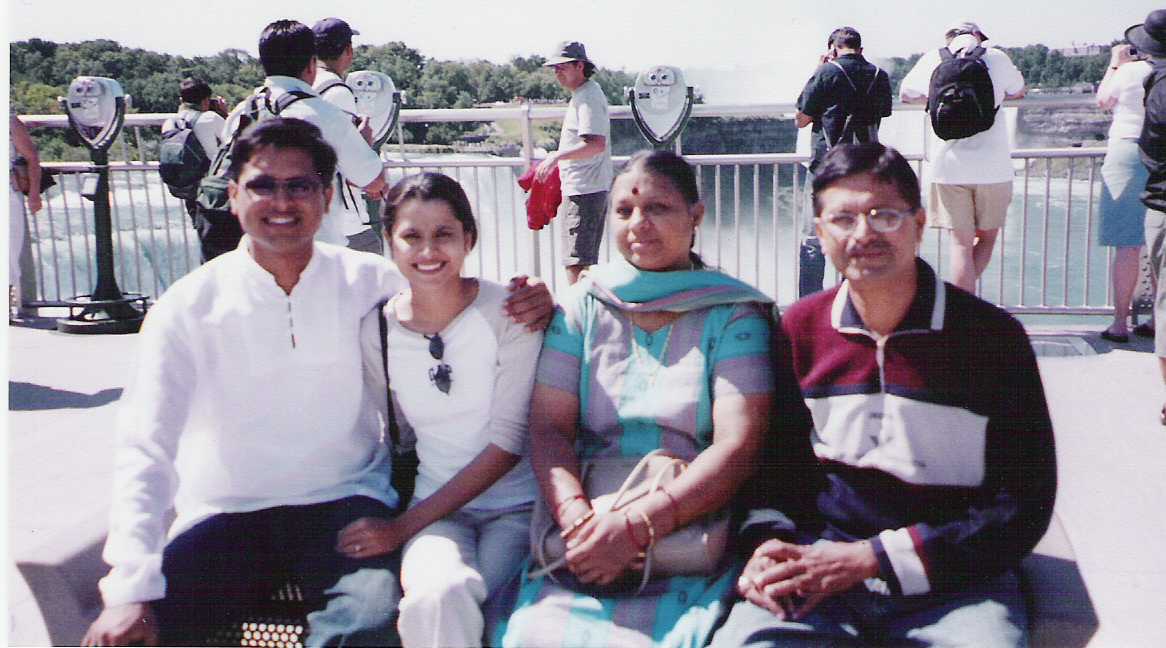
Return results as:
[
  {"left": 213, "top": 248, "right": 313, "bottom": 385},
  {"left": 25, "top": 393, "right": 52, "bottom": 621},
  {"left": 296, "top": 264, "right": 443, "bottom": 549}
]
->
[{"left": 158, "top": 112, "right": 210, "bottom": 200}]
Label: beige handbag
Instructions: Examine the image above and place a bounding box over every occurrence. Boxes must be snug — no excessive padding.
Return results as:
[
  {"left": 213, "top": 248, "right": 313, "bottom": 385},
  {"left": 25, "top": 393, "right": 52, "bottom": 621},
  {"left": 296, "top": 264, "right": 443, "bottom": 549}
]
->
[{"left": 528, "top": 449, "right": 729, "bottom": 594}]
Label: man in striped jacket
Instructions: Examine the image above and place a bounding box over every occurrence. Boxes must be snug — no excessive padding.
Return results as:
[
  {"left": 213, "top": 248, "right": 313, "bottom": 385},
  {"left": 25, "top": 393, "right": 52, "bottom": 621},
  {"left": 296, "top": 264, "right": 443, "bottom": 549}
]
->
[{"left": 712, "top": 143, "right": 1056, "bottom": 648}]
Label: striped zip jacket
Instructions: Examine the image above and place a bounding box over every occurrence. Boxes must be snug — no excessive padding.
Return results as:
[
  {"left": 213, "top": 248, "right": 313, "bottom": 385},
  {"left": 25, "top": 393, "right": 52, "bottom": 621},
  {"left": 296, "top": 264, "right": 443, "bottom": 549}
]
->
[{"left": 751, "top": 259, "right": 1056, "bottom": 596}]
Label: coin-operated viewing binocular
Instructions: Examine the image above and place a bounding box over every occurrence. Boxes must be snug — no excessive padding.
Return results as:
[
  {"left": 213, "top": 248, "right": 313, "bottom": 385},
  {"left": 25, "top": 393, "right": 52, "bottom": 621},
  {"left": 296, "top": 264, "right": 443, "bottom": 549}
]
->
[
  {"left": 627, "top": 65, "right": 696, "bottom": 148},
  {"left": 348, "top": 70, "right": 403, "bottom": 151},
  {"left": 55, "top": 76, "right": 147, "bottom": 334},
  {"left": 60, "top": 76, "right": 130, "bottom": 151}
]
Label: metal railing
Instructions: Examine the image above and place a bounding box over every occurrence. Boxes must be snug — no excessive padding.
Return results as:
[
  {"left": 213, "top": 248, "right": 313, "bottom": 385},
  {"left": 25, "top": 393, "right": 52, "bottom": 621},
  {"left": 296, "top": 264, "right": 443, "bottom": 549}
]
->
[{"left": 15, "top": 97, "right": 1129, "bottom": 315}]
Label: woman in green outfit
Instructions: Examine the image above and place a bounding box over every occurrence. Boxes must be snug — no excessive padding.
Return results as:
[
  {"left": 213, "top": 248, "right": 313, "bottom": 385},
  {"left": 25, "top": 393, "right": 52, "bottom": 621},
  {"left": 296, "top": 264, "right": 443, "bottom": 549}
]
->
[{"left": 492, "top": 150, "right": 777, "bottom": 648}]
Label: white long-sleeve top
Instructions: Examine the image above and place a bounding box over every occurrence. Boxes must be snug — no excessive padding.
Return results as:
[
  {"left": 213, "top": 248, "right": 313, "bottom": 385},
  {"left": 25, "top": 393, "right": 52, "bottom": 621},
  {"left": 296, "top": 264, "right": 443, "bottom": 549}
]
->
[
  {"left": 359, "top": 280, "right": 541, "bottom": 510},
  {"left": 221, "top": 76, "right": 383, "bottom": 244},
  {"left": 98, "top": 239, "right": 405, "bottom": 607},
  {"left": 1097, "top": 60, "right": 1152, "bottom": 141}
]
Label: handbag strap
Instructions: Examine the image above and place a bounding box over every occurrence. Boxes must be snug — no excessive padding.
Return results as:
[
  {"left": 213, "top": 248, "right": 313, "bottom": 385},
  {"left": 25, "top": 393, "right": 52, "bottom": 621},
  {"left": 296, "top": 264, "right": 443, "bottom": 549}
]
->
[
  {"left": 376, "top": 298, "right": 402, "bottom": 447},
  {"left": 527, "top": 449, "right": 686, "bottom": 595}
]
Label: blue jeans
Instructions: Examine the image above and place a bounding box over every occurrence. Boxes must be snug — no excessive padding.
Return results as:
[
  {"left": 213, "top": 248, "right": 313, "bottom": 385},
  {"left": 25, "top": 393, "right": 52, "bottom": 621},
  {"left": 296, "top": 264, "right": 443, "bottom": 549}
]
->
[
  {"left": 154, "top": 496, "right": 400, "bottom": 647},
  {"left": 798, "top": 169, "right": 826, "bottom": 298},
  {"left": 710, "top": 571, "right": 1027, "bottom": 648}
]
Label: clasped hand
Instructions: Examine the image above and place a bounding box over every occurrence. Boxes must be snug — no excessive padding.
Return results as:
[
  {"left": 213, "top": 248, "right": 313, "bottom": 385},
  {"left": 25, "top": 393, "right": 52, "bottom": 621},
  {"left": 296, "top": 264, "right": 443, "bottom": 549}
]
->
[
  {"left": 736, "top": 539, "right": 879, "bottom": 620},
  {"left": 563, "top": 510, "right": 643, "bottom": 585}
]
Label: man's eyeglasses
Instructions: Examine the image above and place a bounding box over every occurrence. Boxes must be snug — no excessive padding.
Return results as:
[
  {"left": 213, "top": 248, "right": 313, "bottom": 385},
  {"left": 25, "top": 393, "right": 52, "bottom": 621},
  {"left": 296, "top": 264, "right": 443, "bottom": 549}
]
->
[
  {"left": 242, "top": 175, "right": 324, "bottom": 200},
  {"left": 425, "top": 333, "right": 452, "bottom": 394},
  {"left": 819, "top": 208, "right": 914, "bottom": 235}
]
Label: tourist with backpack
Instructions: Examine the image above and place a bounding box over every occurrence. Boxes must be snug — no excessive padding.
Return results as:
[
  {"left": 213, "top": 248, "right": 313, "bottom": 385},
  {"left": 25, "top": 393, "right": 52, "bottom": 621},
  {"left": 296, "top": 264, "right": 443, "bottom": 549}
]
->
[
  {"left": 899, "top": 21, "right": 1026, "bottom": 293},
  {"left": 793, "top": 26, "right": 892, "bottom": 296},
  {"left": 214, "top": 20, "right": 389, "bottom": 255},
  {"left": 159, "top": 78, "right": 230, "bottom": 262}
]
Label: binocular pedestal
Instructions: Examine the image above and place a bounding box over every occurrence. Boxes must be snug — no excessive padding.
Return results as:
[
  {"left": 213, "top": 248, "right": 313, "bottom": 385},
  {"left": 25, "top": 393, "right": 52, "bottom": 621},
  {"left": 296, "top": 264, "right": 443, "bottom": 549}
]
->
[{"left": 56, "top": 150, "right": 146, "bottom": 334}]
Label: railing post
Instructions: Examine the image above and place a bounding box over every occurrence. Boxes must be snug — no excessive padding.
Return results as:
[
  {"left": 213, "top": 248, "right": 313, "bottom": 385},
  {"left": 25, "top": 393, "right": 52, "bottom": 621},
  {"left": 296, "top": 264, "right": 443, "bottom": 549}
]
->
[{"left": 521, "top": 102, "right": 541, "bottom": 278}]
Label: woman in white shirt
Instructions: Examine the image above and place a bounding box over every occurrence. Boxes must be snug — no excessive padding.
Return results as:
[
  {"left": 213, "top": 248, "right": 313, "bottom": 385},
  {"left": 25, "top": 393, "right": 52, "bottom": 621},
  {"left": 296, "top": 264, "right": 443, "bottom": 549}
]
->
[
  {"left": 338, "top": 172, "right": 543, "bottom": 647},
  {"left": 1097, "top": 43, "right": 1154, "bottom": 342}
]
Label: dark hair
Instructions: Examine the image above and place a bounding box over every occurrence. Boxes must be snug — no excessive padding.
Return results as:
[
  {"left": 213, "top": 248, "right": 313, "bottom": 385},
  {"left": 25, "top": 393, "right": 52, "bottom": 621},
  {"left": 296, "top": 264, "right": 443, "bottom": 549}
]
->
[
  {"left": 315, "top": 35, "right": 350, "bottom": 61},
  {"left": 582, "top": 61, "right": 597, "bottom": 78},
  {"left": 179, "top": 78, "right": 212, "bottom": 104},
  {"left": 259, "top": 20, "right": 316, "bottom": 78},
  {"left": 811, "top": 143, "right": 922, "bottom": 215},
  {"left": 615, "top": 149, "right": 705, "bottom": 268},
  {"left": 828, "top": 26, "right": 862, "bottom": 50},
  {"left": 225, "top": 117, "right": 337, "bottom": 182},
  {"left": 381, "top": 172, "right": 479, "bottom": 249}
]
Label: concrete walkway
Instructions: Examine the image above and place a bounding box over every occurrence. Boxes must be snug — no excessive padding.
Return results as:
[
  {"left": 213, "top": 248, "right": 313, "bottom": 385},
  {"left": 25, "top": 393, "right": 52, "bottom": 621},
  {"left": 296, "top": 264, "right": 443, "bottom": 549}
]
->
[{"left": 6, "top": 321, "right": 1166, "bottom": 646}]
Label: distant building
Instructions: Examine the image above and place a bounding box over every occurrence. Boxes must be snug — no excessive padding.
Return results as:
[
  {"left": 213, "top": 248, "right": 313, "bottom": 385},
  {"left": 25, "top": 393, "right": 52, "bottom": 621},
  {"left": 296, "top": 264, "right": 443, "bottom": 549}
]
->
[{"left": 1055, "top": 44, "right": 1105, "bottom": 58}]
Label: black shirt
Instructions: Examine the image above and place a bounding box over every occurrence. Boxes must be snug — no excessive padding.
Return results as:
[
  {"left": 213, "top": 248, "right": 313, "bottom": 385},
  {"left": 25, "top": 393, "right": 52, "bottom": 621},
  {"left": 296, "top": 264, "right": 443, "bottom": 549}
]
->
[
  {"left": 796, "top": 53, "right": 893, "bottom": 171},
  {"left": 1140, "top": 62, "right": 1166, "bottom": 212}
]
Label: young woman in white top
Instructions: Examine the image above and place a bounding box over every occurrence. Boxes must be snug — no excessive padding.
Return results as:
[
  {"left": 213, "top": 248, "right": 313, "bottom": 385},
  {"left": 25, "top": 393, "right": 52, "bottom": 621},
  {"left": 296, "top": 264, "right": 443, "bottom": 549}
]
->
[
  {"left": 337, "top": 172, "right": 542, "bottom": 647},
  {"left": 1097, "top": 43, "right": 1155, "bottom": 342}
]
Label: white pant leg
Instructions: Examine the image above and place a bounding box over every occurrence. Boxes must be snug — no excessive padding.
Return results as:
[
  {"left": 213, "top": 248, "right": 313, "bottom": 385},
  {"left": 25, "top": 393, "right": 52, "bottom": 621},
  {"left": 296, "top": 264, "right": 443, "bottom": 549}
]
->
[
  {"left": 9, "top": 187, "right": 25, "bottom": 287},
  {"left": 398, "top": 513, "right": 488, "bottom": 648},
  {"left": 475, "top": 506, "right": 532, "bottom": 596}
]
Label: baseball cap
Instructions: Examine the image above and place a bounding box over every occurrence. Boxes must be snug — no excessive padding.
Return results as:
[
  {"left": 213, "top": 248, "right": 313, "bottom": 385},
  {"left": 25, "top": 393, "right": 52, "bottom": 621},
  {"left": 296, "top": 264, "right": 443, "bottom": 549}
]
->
[
  {"left": 944, "top": 21, "right": 988, "bottom": 41},
  {"left": 544, "top": 41, "right": 591, "bottom": 66},
  {"left": 313, "top": 17, "right": 360, "bottom": 49}
]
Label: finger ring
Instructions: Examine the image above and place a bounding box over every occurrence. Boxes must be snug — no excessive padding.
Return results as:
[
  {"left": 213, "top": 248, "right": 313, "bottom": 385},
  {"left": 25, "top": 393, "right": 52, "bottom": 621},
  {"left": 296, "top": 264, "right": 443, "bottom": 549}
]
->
[{"left": 355, "top": 545, "right": 362, "bottom": 552}]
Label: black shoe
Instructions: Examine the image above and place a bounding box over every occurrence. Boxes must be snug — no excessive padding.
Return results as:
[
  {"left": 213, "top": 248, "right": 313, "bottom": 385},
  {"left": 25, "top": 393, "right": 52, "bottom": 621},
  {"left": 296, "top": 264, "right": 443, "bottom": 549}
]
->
[
  {"left": 1100, "top": 329, "right": 1129, "bottom": 343},
  {"left": 1134, "top": 322, "right": 1155, "bottom": 338}
]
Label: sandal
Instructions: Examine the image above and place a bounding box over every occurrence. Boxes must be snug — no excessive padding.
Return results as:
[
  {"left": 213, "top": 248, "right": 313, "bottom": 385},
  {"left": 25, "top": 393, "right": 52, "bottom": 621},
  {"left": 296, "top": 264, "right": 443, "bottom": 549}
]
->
[
  {"left": 1100, "top": 329, "right": 1129, "bottom": 343},
  {"left": 1134, "top": 322, "right": 1155, "bottom": 338}
]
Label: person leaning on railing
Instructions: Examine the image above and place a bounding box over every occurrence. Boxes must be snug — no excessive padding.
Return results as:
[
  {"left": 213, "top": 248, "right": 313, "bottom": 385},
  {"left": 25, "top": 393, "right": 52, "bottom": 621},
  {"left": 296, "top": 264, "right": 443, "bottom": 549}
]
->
[
  {"left": 1096, "top": 42, "right": 1154, "bottom": 343},
  {"left": 1127, "top": 9, "right": 1166, "bottom": 425},
  {"left": 9, "top": 112, "right": 44, "bottom": 321},
  {"left": 493, "top": 150, "right": 779, "bottom": 647}
]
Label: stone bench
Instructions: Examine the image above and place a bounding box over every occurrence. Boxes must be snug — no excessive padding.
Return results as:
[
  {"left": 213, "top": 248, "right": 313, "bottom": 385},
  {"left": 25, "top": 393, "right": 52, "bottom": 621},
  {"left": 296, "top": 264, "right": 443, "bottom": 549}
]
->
[{"left": 10, "top": 514, "right": 1098, "bottom": 647}]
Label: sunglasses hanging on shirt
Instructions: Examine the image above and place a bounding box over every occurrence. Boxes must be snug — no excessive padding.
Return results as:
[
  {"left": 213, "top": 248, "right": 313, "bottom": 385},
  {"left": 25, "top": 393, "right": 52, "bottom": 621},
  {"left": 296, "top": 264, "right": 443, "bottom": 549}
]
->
[{"left": 424, "top": 333, "right": 453, "bottom": 394}]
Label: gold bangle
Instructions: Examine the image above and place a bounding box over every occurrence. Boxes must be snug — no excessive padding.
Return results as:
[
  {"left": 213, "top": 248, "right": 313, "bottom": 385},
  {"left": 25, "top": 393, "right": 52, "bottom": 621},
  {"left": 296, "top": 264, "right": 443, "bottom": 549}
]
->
[
  {"left": 635, "top": 510, "right": 656, "bottom": 549},
  {"left": 560, "top": 509, "right": 595, "bottom": 539}
]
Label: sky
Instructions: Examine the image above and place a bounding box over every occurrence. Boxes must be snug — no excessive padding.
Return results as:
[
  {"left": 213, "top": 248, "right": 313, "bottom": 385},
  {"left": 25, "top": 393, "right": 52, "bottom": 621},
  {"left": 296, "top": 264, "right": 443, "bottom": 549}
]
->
[{"left": 6, "top": 0, "right": 1162, "bottom": 102}]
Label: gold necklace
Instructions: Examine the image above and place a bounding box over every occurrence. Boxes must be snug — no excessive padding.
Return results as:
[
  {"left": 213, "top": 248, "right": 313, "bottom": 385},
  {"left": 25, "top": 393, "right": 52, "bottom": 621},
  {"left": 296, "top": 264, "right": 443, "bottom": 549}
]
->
[{"left": 629, "top": 320, "right": 675, "bottom": 389}]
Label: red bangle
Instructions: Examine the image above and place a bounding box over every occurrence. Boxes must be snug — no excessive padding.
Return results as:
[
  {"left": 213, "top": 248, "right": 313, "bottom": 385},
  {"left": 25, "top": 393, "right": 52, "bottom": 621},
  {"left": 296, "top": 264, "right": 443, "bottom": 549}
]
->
[
  {"left": 660, "top": 486, "right": 681, "bottom": 528},
  {"left": 624, "top": 511, "right": 648, "bottom": 551},
  {"left": 555, "top": 493, "right": 585, "bottom": 517}
]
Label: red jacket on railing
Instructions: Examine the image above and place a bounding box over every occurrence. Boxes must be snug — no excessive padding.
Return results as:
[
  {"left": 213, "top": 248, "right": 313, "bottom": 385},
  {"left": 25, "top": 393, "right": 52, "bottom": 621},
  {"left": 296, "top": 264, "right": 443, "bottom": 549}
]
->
[{"left": 517, "top": 165, "right": 561, "bottom": 230}]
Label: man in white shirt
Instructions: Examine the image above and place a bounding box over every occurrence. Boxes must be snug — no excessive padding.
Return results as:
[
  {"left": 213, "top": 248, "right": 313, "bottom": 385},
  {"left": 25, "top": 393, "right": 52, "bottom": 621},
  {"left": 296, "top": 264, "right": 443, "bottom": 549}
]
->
[
  {"left": 82, "top": 116, "right": 555, "bottom": 647},
  {"left": 312, "top": 17, "right": 383, "bottom": 255},
  {"left": 536, "top": 41, "right": 613, "bottom": 284},
  {"left": 899, "top": 21, "right": 1026, "bottom": 292},
  {"left": 220, "top": 20, "right": 389, "bottom": 249},
  {"left": 82, "top": 118, "right": 404, "bottom": 647},
  {"left": 164, "top": 78, "right": 232, "bottom": 261}
]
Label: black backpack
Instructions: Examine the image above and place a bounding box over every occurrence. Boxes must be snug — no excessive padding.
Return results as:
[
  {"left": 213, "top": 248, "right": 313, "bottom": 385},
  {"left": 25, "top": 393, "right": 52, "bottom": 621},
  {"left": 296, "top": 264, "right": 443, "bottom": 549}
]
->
[
  {"left": 158, "top": 112, "right": 211, "bottom": 201},
  {"left": 927, "top": 47, "right": 997, "bottom": 140},
  {"left": 195, "top": 88, "right": 313, "bottom": 233},
  {"left": 827, "top": 61, "right": 886, "bottom": 147}
]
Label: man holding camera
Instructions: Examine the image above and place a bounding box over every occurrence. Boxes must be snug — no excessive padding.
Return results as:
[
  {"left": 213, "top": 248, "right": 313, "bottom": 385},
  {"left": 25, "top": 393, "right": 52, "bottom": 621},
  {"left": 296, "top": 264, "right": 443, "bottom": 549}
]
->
[
  {"left": 163, "top": 78, "right": 232, "bottom": 261},
  {"left": 793, "top": 27, "right": 892, "bottom": 297}
]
